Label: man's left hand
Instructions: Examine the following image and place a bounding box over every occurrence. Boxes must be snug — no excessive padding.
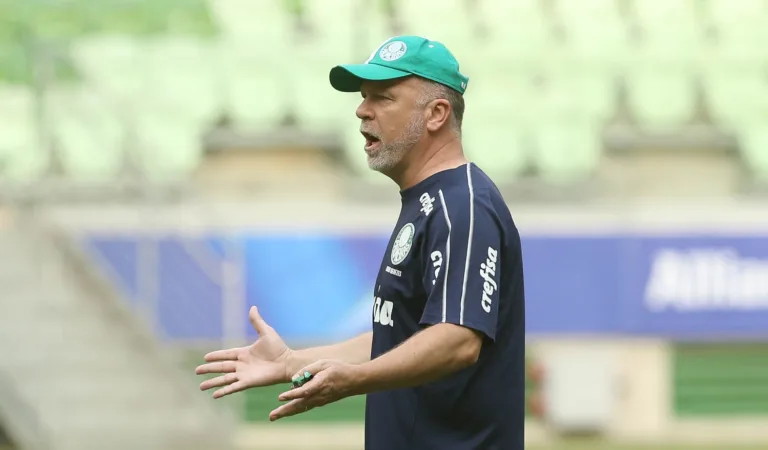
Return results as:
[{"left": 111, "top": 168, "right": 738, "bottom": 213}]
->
[{"left": 270, "top": 359, "right": 360, "bottom": 421}]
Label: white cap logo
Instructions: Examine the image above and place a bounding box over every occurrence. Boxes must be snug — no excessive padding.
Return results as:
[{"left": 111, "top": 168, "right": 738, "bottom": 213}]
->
[{"left": 379, "top": 41, "right": 407, "bottom": 62}]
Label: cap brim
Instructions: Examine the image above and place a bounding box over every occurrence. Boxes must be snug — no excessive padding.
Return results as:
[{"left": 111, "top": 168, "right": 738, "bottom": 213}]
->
[{"left": 329, "top": 64, "right": 412, "bottom": 92}]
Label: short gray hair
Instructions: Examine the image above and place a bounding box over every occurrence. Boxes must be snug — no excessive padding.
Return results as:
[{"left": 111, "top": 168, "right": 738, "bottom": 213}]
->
[{"left": 417, "top": 80, "right": 465, "bottom": 134}]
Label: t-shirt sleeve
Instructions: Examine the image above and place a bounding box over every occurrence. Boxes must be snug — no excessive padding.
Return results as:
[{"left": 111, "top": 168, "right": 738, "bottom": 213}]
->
[{"left": 420, "top": 191, "right": 502, "bottom": 341}]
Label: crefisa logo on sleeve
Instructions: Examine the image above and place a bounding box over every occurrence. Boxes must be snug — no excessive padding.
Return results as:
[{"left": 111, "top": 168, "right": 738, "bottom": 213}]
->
[{"left": 480, "top": 247, "right": 498, "bottom": 313}]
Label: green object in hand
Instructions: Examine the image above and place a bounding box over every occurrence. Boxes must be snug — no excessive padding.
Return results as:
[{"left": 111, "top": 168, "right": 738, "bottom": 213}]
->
[{"left": 292, "top": 371, "right": 313, "bottom": 388}]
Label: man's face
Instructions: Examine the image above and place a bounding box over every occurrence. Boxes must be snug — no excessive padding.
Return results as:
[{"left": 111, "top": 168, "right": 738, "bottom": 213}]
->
[{"left": 356, "top": 77, "right": 426, "bottom": 173}]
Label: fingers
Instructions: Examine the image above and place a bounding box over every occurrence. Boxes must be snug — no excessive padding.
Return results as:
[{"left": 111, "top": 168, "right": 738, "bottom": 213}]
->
[
  {"left": 212, "top": 380, "right": 247, "bottom": 399},
  {"left": 279, "top": 377, "right": 318, "bottom": 402},
  {"left": 248, "top": 306, "right": 274, "bottom": 336},
  {"left": 289, "top": 359, "right": 332, "bottom": 384},
  {"left": 269, "top": 399, "right": 313, "bottom": 422},
  {"left": 199, "top": 373, "right": 238, "bottom": 391},
  {"left": 293, "top": 361, "right": 322, "bottom": 379},
  {"left": 203, "top": 348, "right": 241, "bottom": 362},
  {"left": 196, "top": 361, "right": 236, "bottom": 375}
]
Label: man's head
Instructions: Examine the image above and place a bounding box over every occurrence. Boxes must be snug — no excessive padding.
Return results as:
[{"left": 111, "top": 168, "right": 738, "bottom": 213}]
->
[{"left": 329, "top": 36, "right": 468, "bottom": 175}]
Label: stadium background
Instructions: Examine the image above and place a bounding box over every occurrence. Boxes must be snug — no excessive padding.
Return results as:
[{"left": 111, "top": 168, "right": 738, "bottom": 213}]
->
[{"left": 1, "top": 0, "right": 768, "bottom": 449}]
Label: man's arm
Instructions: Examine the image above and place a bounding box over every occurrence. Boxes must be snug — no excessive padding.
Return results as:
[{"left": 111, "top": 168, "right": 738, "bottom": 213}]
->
[
  {"left": 285, "top": 332, "right": 372, "bottom": 378},
  {"left": 351, "top": 323, "right": 481, "bottom": 395},
  {"left": 272, "top": 323, "right": 483, "bottom": 420},
  {"left": 272, "top": 191, "right": 506, "bottom": 419}
]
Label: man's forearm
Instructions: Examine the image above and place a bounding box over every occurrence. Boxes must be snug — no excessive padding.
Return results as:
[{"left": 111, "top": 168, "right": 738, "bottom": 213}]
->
[
  {"left": 286, "top": 332, "right": 373, "bottom": 378},
  {"left": 350, "top": 324, "right": 482, "bottom": 395}
]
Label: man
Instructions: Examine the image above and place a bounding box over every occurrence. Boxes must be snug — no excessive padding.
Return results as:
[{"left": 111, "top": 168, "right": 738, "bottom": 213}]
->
[{"left": 196, "top": 35, "right": 526, "bottom": 450}]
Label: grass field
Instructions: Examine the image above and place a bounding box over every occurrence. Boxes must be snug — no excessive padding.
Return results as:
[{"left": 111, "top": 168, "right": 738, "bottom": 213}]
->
[
  {"left": 235, "top": 423, "right": 768, "bottom": 450},
  {"left": 6, "top": 443, "right": 768, "bottom": 450},
  {"left": 188, "top": 353, "right": 768, "bottom": 450},
  {"left": 526, "top": 445, "right": 768, "bottom": 450},
  {"left": 251, "top": 444, "right": 768, "bottom": 450}
]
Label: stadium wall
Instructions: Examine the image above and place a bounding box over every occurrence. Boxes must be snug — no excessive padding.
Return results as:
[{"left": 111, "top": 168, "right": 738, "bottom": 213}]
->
[{"left": 39, "top": 199, "right": 768, "bottom": 447}]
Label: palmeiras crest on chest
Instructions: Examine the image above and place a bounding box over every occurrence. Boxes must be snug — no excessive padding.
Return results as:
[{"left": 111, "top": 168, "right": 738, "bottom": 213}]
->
[{"left": 390, "top": 223, "right": 415, "bottom": 265}]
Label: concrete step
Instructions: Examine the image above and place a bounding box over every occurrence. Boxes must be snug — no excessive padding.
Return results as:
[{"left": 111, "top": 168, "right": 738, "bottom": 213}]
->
[
  {"left": 41, "top": 406, "right": 211, "bottom": 433},
  {"left": 1, "top": 349, "right": 160, "bottom": 374},
  {"left": 0, "top": 318, "right": 137, "bottom": 345},
  {"left": 0, "top": 319, "right": 142, "bottom": 349},
  {"left": 2, "top": 298, "right": 94, "bottom": 316},
  {"left": 17, "top": 375, "right": 193, "bottom": 406},
  {"left": 0, "top": 228, "right": 234, "bottom": 450},
  {"left": 0, "top": 348, "right": 167, "bottom": 378},
  {"left": 49, "top": 431, "right": 225, "bottom": 450}
]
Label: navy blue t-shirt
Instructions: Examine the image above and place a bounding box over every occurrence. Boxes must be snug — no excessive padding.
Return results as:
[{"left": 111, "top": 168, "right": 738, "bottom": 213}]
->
[{"left": 365, "top": 163, "right": 526, "bottom": 450}]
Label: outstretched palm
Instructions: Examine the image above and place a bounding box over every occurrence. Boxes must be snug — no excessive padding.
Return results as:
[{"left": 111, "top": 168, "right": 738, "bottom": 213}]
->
[{"left": 196, "top": 306, "right": 293, "bottom": 399}]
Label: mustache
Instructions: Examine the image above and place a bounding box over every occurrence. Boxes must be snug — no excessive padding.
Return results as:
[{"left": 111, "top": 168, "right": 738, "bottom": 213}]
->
[{"left": 359, "top": 125, "right": 381, "bottom": 140}]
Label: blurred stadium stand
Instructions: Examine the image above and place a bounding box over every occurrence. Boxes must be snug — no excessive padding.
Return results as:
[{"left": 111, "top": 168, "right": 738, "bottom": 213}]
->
[
  {"left": 1, "top": 1, "right": 768, "bottom": 450},
  {"left": 0, "top": 0, "right": 766, "bottom": 200}
]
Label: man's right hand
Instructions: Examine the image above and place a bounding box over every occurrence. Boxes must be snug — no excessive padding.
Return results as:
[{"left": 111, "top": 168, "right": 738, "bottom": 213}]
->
[{"left": 196, "top": 306, "right": 293, "bottom": 399}]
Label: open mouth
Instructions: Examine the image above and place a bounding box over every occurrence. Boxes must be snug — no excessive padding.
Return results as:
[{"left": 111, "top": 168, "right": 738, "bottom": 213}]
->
[{"left": 361, "top": 131, "right": 381, "bottom": 152}]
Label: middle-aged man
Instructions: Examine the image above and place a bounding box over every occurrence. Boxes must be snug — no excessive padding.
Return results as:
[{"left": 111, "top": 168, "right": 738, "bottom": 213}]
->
[{"left": 197, "top": 35, "right": 526, "bottom": 450}]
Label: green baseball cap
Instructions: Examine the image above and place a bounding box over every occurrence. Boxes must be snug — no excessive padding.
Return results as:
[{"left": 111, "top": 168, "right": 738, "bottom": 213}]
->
[{"left": 329, "top": 35, "right": 469, "bottom": 95}]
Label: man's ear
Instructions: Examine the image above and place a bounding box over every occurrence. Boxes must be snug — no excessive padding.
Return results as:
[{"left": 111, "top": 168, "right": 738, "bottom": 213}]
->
[{"left": 425, "top": 99, "right": 452, "bottom": 132}]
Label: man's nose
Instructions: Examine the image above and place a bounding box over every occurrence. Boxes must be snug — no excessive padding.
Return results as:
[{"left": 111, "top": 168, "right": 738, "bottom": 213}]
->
[{"left": 356, "top": 100, "right": 373, "bottom": 120}]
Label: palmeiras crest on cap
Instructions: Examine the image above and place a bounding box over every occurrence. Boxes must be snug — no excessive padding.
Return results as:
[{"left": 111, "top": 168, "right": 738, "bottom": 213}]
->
[{"left": 379, "top": 41, "right": 407, "bottom": 62}]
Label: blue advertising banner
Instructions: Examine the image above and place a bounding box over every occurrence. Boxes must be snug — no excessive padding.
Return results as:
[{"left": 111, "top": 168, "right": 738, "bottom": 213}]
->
[
  {"left": 620, "top": 236, "right": 768, "bottom": 339},
  {"left": 83, "top": 233, "right": 768, "bottom": 344}
]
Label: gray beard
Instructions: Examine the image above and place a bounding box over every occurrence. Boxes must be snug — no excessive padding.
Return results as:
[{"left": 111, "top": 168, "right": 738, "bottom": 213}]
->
[{"left": 367, "top": 114, "right": 425, "bottom": 173}]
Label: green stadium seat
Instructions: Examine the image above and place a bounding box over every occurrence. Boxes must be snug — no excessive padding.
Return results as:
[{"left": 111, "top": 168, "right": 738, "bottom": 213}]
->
[
  {"left": 554, "top": 0, "right": 629, "bottom": 72},
  {"left": 135, "top": 114, "right": 203, "bottom": 179},
  {"left": 632, "top": 0, "right": 701, "bottom": 24},
  {"left": 70, "top": 35, "right": 145, "bottom": 102},
  {"left": 0, "top": 85, "right": 46, "bottom": 181},
  {"left": 219, "top": 42, "right": 292, "bottom": 127},
  {"left": 738, "top": 127, "right": 768, "bottom": 181},
  {"left": 461, "top": 71, "right": 537, "bottom": 179},
  {"left": 0, "top": 42, "right": 31, "bottom": 85},
  {"left": 556, "top": 0, "right": 621, "bottom": 18},
  {"left": 632, "top": 0, "right": 705, "bottom": 65},
  {"left": 534, "top": 121, "right": 603, "bottom": 183},
  {"left": 291, "top": 2, "right": 358, "bottom": 131},
  {"left": 706, "top": 0, "right": 768, "bottom": 66},
  {"left": 464, "top": 69, "right": 541, "bottom": 129},
  {"left": 462, "top": 121, "right": 530, "bottom": 180},
  {"left": 302, "top": 0, "right": 356, "bottom": 50},
  {"left": 47, "top": 87, "right": 124, "bottom": 180},
  {"left": 625, "top": 68, "right": 698, "bottom": 132},
  {"left": 702, "top": 70, "right": 768, "bottom": 131},
  {"left": 708, "top": 0, "right": 768, "bottom": 35},
  {"left": 160, "top": 0, "right": 219, "bottom": 37},
  {"left": 475, "top": 0, "right": 556, "bottom": 68},
  {"left": 143, "top": 38, "right": 222, "bottom": 127},
  {"left": 537, "top": 61, "right": 609, "bottom": 179},
  {"left": 400, "top": 0, "right": 478, "bottom": 44},
  {"left": 541, "top": 69, "right": 617, "bottom": 124},
  {"left": 558, "top": 17, "right": 631, "bottom": 73},
  {"left": 292, "top": 62, "right": 352, "bottom": 131},
  {"left": 349, "top": 0, "right": 410, "bottom": 61},
  {"left": 106, "top": 0, "right": 217, "bottom": 36},
  {"left": 209, "top": 0, "right": 293, "bottom": 42}
]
